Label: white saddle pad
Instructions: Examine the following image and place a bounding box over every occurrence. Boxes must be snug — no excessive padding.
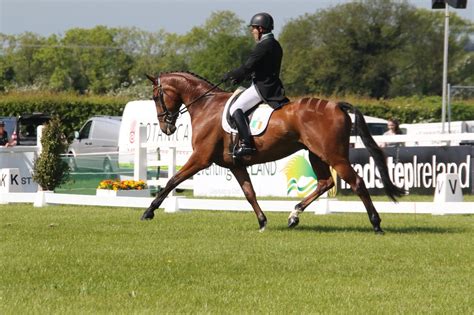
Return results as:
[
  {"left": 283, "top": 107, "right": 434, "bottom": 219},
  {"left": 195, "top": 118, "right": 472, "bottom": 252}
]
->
[{"left": 222, "top": 88, "right": 275, "bottom": 136}]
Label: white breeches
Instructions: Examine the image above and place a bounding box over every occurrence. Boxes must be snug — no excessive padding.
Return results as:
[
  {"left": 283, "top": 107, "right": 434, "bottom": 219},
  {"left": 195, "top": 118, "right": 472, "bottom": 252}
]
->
[{"left": 229, "top": 84, "right": 262, "bottom": 116}]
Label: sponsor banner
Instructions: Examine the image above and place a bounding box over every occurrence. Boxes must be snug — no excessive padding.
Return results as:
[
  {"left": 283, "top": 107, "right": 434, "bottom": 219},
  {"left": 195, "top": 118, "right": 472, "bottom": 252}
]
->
[
  {"left": 142, "top": 116, "right": 192, "bottom": 149},
  {"left": 338, "top": 146, "right": 473, "bottom": 195},
  {"left": 194, "top": 161, "right": 285, "bottom": 197},
  {"left": 194, "top": 151, "right": 329, "bottom": 197}
]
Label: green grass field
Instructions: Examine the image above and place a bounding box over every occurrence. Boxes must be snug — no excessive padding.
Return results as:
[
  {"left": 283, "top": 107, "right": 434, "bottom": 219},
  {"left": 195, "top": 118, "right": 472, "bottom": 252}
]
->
[{"left": 1, "top": 204, "right": 472, "bottom": 314}]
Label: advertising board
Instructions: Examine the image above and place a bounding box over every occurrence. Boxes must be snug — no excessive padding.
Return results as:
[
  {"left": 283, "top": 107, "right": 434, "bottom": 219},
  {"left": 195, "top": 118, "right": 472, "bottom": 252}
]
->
[
  {"left": 0, "top": 149, "right": 38, "bottom": 192},
  {"left": 194, "top": 151, "right": 336, "bottom": 198},
  {"left": 338, "top": 146, "right": 473, "bottom": 195},
  {"left": 195, "top": 145, "right": 473, "bottom": 197}
]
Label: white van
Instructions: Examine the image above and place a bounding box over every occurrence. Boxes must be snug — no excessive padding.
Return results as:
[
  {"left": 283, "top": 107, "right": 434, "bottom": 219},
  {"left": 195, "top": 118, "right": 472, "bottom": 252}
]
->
[{"left": 67, "top": 116, "right": 121, "bottom": 173}]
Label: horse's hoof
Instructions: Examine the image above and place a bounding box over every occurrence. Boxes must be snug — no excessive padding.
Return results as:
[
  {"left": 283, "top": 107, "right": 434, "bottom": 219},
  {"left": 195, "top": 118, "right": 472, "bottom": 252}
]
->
[
  {"left": 259, "top": 219, "right": 267, "bottom": 232},
  {"left": 141, "top": 211, "right": 154, "bottom": 221},
  {"left": 288, "top": 216, "right": 299, "bottom": 228},
  {"left": 374, "top": 227, "right": 385, "bottom": 235}
]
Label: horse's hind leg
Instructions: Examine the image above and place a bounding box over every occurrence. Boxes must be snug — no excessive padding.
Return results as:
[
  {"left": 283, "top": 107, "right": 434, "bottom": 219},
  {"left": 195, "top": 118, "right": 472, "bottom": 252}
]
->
[
  {"left": 288, "top": 153, "right": 334, "bottom": 228},
  {"left": 231, "top": 167, "right": 267, "bottom": 231},
  {"left": 332, "top": 160, "right": 384, "bottom": 234}
]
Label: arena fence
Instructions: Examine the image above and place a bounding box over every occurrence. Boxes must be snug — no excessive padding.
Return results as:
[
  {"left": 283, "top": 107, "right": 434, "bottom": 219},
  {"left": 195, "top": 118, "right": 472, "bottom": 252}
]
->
[
  {"left": 1, "top": 191, "right": 473, "bottom": 216},
  {"left": 1, "top": 126, "right": 474, "bottom": 215}
]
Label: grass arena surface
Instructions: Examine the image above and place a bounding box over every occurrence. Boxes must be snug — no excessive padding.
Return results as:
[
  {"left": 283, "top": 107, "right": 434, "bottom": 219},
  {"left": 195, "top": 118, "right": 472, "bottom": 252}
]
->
[{"left": 1, "top": 204, "right": 472, "bottom": 314}]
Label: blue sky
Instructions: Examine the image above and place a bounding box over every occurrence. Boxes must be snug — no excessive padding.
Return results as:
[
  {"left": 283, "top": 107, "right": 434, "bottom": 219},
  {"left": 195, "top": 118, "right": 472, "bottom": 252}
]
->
[{"left": 1, "top": 0, "right": 472, "bottom": 37}]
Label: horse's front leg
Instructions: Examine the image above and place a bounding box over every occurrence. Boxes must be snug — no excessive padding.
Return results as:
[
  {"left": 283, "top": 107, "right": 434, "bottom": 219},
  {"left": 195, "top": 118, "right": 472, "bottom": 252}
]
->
[
  {"left": 230, "top": 167, "right": 267, "bottom": 231},
  {"left": 141, "top": 154, "right": 209, "bottom": 220}
]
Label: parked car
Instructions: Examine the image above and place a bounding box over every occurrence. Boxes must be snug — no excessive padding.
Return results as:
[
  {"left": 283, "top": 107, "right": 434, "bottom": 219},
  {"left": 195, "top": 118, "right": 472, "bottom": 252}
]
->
[
  {"left": 0, "top": 113, "right": 52, "bottom": 146},
  {"left": 16, "top": 113, "right": 51, "bottom": 145},
  {"left": 67, "top": 116, "right": 122, "bottom": 174}
]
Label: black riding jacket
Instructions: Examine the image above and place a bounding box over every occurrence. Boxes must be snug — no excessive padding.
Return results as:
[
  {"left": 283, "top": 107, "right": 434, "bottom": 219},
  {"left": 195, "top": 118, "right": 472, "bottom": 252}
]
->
[{"left": 227, "top": 33, "right": 289, "bottom": 109}]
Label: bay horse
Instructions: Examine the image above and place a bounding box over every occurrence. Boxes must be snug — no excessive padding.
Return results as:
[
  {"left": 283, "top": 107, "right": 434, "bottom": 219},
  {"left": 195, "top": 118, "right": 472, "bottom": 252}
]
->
[{"left": 142, "top": 72, "right": 405, "bottom": 233}]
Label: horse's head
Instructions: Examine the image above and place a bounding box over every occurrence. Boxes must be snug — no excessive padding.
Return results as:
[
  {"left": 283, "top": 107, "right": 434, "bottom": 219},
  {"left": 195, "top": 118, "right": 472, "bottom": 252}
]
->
[{"left": 146, "top": 74, "right": 180, "bottom": 135}]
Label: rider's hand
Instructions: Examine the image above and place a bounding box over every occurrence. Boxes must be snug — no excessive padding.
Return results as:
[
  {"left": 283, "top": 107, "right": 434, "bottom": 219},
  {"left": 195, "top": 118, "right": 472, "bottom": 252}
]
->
[
  {"left": 223, "top": 69, "right": 245, "bottom": 84},
  {"left": 222, "top": 72, "right": 233, "bottom": 83}
]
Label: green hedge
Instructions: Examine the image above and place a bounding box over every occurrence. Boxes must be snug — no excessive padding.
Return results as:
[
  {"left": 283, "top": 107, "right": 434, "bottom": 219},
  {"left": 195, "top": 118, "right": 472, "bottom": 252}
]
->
[
  {"left": 0, "top": 92, "right": 473, "bottom": 140},
  {"left": 0, "top": 92, "right": 130, "bottom": 139}
]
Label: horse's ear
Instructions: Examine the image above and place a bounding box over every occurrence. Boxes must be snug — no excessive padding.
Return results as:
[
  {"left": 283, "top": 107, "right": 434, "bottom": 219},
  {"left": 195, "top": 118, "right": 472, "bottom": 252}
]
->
[{"left": 145, "top": 74, "right": 157, "bottom": 85}]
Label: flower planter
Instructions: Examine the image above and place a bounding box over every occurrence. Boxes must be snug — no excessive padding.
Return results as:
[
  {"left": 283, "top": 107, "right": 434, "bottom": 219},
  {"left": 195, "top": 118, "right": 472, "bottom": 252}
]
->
[{"left": 96, "top": 189, "right": 150, "bottom": 197}]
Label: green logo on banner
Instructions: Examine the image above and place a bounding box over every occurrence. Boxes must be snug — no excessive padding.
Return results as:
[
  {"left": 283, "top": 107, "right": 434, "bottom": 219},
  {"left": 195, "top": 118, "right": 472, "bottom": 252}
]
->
[{"left": 283, "top": 155, "right": 318, "bottom": 197}]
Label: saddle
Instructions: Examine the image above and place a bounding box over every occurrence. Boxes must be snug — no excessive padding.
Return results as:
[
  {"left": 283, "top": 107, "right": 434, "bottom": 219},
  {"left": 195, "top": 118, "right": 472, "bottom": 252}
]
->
[{"left": 221, "top": 87, "right": 275, "bottom": 136}]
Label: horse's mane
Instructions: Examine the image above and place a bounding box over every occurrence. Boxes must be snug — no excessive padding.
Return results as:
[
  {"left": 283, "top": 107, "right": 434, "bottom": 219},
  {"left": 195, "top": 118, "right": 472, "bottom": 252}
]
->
[{"left": 162, "top": 71, "right": 219, "bottom": 88}]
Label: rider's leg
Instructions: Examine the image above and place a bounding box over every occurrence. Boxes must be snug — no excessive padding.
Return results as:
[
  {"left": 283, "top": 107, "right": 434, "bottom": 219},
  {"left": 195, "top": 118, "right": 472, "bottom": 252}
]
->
[
  {"left": 232, "top": 108, "right": 256, "bottom": 156},
  {"left": 230, "top": 84, "right": 261, "bottom": 157}
]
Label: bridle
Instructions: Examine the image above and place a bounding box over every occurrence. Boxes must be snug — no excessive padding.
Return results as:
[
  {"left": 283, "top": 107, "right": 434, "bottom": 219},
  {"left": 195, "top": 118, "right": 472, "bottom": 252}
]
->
[
  {"left": 153, "top": 77, "right": 175, "bottom": 125},
  {"left": 153, "top": 74, "right": 224, "bottom": 125}
]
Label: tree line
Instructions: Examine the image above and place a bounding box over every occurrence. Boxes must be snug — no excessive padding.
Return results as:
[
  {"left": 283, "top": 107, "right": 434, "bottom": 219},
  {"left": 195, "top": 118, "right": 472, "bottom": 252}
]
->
[{"left": 0, "top": 0, "right": 473, "bottom": 98}]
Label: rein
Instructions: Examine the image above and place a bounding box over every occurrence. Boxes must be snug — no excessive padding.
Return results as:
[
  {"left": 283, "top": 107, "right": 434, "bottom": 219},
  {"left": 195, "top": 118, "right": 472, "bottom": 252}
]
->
[{"left": 154, "top": 76, "right": 224, "bottom": 123}]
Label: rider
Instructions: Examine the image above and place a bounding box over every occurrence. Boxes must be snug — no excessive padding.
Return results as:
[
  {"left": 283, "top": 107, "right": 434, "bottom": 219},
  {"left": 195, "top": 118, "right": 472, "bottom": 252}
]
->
[{"left": 223, "top": 12, "right": 289, "bottom": 157}]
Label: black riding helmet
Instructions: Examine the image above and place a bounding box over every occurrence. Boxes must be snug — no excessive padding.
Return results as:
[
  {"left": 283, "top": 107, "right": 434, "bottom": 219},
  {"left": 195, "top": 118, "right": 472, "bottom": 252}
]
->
[{"left": 248, "top": 12, "right": 274, "bottom": 31}]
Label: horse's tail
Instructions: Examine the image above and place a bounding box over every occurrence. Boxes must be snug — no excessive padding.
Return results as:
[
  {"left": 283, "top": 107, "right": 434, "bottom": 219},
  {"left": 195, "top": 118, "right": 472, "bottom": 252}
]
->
[{"left": 338, "top": 102, "right": 406, "bottom": 201}]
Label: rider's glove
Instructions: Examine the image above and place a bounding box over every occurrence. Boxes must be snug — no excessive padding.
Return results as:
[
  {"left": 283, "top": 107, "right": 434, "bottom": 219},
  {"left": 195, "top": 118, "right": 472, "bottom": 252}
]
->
[{"left": 222, "top": 69, "right": 245, "bottom": 84}]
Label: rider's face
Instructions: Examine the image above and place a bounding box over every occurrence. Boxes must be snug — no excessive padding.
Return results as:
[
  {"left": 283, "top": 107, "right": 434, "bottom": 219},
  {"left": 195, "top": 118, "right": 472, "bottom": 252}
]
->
[{"left": 250, "top": 26, "right": 260, "bottom": 42}]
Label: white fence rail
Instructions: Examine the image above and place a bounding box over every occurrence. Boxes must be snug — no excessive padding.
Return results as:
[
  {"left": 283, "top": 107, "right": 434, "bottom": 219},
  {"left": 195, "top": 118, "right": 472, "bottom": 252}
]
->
[{"left": 1, "top": 191, "right": 472, "bottom": 216}]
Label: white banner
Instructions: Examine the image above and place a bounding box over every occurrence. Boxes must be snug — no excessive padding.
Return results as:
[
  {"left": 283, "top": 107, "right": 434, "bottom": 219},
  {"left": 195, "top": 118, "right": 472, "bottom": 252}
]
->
[{"left": 194, "top": 151, "right": 323, "bottom": 198}]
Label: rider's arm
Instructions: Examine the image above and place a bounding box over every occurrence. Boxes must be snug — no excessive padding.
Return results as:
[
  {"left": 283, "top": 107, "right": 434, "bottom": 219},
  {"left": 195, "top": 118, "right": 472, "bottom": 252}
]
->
[{"left": 226, "top": 42, "right": 269, "bottom": 83}]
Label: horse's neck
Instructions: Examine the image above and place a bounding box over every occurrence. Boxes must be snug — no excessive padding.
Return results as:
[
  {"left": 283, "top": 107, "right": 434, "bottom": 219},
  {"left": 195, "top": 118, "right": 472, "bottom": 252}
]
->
[
  {"left": 172, "top": 78, "right": 204, "bottom": 102},
  {"left": 185, "top": 91, "right": 229, "bottom": 125},
  {"left": 167, "top": 74, "right": 227, "bottom": 116}
]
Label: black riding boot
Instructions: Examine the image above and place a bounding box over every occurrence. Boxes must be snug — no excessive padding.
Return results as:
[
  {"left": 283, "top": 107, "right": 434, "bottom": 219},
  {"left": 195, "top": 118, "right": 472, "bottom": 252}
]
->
[{"left": 232, "top": 109, "right": 256, "bottom": 157}]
